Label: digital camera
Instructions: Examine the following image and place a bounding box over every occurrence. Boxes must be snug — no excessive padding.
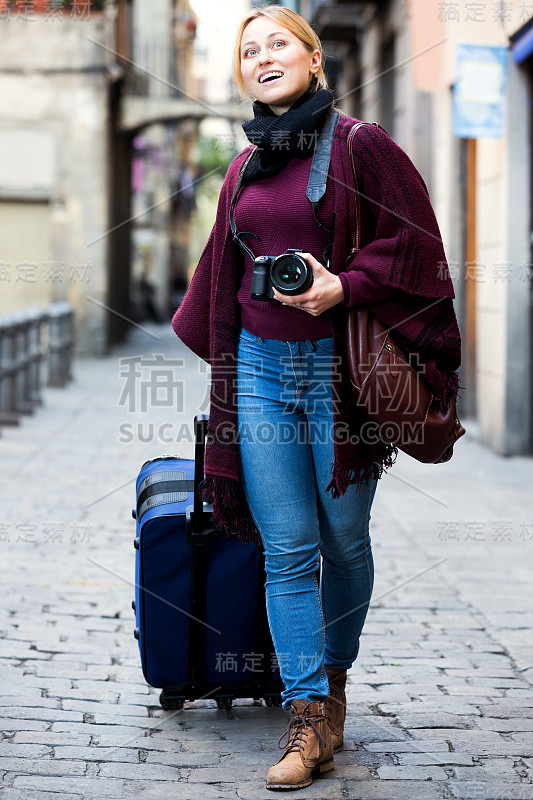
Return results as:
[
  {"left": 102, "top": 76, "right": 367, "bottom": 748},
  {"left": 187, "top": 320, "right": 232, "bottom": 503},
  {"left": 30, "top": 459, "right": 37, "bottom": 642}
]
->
[{"left": 250, "top": 249, "right": 313, "bottom": 300}]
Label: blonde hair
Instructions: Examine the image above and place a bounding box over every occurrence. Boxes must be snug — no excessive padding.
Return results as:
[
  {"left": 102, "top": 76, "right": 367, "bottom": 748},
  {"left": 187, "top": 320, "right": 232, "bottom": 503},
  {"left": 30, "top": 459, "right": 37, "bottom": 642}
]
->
[{"left": 233, "top": 5, "right": 328, "bottom": 101}]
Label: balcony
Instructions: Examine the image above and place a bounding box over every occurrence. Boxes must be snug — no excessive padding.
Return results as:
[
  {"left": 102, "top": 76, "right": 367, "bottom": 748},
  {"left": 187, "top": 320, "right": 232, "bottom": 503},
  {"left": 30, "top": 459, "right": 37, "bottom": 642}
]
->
[
  {"left": 309, "top": 0, "right": 388, "bottom": 41},
  {"left": 120, "top": 97, "right": 251, "bottom": 134}
]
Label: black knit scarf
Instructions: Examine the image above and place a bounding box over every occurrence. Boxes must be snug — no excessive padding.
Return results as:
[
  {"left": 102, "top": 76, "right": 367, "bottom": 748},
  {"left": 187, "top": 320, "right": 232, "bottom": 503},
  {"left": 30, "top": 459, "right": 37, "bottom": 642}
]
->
[{"left": 241, "top": 77, "right": 334, "bottom": 185}]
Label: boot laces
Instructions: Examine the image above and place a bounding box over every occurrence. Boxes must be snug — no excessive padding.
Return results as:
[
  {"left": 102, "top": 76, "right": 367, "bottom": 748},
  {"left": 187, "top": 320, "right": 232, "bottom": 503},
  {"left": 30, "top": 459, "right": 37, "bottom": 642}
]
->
[{"left": 277, "top": 712, "right": 327, "bottom": 755}]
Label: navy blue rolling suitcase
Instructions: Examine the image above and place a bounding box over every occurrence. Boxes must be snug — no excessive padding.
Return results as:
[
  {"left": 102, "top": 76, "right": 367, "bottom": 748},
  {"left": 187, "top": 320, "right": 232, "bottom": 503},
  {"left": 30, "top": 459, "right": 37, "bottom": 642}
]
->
[{"left": 132, "top": 414, "right": 283, "bottom": 710}]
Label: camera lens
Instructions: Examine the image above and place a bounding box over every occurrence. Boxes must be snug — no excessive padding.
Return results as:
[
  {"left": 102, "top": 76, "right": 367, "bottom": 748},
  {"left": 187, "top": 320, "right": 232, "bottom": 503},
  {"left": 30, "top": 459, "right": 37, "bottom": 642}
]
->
[
  {"left": 270, "top": 253, "right": 313, "bottom": 295},
  {"left": 280, "top": 264, "right": 301, "bottom": 283}
]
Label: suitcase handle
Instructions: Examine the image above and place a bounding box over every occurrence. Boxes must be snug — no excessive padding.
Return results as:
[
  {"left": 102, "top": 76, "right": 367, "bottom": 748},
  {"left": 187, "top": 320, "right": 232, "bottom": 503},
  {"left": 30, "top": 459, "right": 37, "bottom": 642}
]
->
[
  {"left": 193, "top": 415, "right": 209, "bottom": 528},
  {"left": 186, "top": 414, "right": 222, "bottom": 544}
]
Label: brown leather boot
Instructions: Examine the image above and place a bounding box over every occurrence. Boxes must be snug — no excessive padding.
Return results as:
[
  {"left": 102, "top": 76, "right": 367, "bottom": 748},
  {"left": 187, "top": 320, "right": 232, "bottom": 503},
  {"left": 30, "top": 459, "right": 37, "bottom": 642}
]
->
[
  {"left": 266, "top": 699, "right": 334, "bottom": 790},
  {"left": 324, "top": 666, "right": 348, "bottom": 753}
]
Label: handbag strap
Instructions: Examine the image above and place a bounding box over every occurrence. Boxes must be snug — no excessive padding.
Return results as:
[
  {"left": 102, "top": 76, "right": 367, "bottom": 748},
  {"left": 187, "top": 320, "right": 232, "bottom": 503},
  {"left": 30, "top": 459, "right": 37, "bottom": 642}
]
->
[{"left": 346, "top": 121, "right": 382, "bottom": 264}]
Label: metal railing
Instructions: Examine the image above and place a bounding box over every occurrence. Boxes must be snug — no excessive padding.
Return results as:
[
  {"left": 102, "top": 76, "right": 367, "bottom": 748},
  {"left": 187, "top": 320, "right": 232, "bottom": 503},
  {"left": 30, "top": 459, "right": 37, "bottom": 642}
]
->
[
  {"left": 0, "top": 302, "right": 75, "bottom": 434},
  {"left": 47, "top": 301, "right": 74, "bottom": 389}
]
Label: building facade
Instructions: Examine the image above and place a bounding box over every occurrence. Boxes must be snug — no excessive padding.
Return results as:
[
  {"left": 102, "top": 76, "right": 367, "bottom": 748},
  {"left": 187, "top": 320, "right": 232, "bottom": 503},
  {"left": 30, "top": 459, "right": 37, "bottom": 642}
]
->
[{"left": 0, "top": 0, "right": 197, "bottom": 355}]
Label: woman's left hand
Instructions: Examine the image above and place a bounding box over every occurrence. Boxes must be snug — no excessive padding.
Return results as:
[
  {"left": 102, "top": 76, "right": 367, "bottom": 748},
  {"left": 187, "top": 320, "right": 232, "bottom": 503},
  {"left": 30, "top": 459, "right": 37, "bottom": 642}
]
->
[{"left": 272, "top": 253, "right": 344, "bottom": 316}]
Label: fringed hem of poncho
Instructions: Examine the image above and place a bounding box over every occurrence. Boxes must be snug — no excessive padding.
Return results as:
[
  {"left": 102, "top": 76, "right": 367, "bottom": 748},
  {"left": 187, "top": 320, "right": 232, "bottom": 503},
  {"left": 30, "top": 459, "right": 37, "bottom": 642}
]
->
[
  {"left": 326, "top": 444, "right": 397, "bottom": 499},
  {"left": 199, "top": 366, "right": 460, "bottom": 546},
  {"left": 432, "top": 369, "right": 461, "bottom": 414},
  {"left": 199, "top": 443, "right": 398, "bottom": 547},
  {"left": 199, "top": 475, "right": 263, "bottom": 548}
]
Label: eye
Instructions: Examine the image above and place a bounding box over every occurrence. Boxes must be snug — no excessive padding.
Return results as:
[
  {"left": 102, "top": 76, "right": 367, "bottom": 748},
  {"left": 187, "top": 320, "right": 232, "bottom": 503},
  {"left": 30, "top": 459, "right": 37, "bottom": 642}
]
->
[
  {"left": 243, "top": 47, "right": 257, "bottom": 58},
  {"left": 272, "top": 40, "right": 285, "bottom": 49}
]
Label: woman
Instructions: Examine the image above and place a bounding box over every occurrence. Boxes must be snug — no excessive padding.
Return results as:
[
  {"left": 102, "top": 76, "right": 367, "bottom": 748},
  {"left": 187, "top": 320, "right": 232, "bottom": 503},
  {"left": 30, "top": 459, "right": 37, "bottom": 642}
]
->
[{"left": 172, "top": 5, "right": 461, "bottom": 791}]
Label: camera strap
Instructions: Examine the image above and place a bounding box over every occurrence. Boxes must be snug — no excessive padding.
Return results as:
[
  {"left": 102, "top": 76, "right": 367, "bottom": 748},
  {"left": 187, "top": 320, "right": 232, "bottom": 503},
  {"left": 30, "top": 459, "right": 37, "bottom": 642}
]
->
[
  {"left": 229, "top": 149, "right": 259, "bottom": 262},
  {"left": 228, "top": 106, "right": 341, "bottom": 269},
  {"left": 306, "top": 106, "right": 339, "bottom": 270}
]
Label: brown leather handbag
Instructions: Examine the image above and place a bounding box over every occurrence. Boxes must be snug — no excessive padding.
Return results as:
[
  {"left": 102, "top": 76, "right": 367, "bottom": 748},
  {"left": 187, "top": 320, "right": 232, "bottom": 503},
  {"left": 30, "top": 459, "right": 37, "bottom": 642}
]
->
[{"left": 345, "top": 123, "right": 465, "bottom": 464}]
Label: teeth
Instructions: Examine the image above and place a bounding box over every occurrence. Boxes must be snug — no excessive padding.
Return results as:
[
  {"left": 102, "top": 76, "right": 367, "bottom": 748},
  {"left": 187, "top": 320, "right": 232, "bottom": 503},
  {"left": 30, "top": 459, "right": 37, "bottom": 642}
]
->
[{"left": 259, "top": 71, "right": 283, "bottom": 84}]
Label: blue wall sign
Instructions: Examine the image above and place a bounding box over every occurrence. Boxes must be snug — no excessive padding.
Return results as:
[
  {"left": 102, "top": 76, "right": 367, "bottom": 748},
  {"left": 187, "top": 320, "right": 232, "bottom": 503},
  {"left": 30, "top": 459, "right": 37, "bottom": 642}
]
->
[{"left": 452, "top": 44, "right": 508, "bottom": 139}]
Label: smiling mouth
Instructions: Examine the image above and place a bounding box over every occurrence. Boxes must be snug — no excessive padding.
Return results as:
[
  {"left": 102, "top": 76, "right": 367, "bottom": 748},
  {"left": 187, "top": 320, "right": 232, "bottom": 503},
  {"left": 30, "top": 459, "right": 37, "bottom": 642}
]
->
[{"left": 259, "top": 73, "right": 284, "bottom": 85}]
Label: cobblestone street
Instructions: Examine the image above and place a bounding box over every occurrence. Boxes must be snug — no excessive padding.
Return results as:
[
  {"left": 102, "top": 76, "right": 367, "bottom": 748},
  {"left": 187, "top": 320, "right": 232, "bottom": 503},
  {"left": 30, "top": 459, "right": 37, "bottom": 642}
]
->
[{"left": 0, "top": 321, "right": 532, "bottom": 800}]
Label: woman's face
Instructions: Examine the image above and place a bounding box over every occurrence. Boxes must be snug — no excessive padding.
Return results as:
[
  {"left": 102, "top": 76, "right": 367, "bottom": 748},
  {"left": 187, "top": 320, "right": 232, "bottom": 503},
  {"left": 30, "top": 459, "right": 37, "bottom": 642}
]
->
[{"left": 240, "top": 16, "right": 321, "bottom": 116}]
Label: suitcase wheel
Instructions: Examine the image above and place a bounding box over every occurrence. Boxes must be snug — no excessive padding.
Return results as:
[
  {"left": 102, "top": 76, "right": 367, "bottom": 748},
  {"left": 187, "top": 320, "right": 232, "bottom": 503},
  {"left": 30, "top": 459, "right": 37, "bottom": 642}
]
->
[
  {"left": 264, "top": 694, "right": 282, "bottom": 707},
  {"left": 216, "top": 696, "right": 233, "bottom": 710},
  {"left": 159, "top": 691, "right": 184, "bottom": 711}
]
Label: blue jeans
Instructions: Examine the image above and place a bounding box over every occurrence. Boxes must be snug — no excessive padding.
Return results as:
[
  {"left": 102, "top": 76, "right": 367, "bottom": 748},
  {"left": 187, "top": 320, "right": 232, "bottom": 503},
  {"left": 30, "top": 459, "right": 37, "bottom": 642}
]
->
[{"left": 236, "top": 327, "right": 377, "bottom": 710}]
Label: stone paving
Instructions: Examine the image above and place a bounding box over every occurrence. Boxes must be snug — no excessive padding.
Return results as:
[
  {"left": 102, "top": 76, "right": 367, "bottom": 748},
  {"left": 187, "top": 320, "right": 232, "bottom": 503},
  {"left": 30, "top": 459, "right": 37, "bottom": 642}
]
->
[{"left": 0, "top": 320, "right": 532, "bottom": 800}]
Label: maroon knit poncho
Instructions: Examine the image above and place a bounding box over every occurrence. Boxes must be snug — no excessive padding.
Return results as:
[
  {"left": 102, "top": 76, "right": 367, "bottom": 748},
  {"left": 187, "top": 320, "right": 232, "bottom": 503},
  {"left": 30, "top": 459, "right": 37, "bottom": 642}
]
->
[
  {"left": 233, "top": 150, "right": 394, "bottom": 340},
  {"left": 172, "top": 113, "right": 462, "bottom": 547}
]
